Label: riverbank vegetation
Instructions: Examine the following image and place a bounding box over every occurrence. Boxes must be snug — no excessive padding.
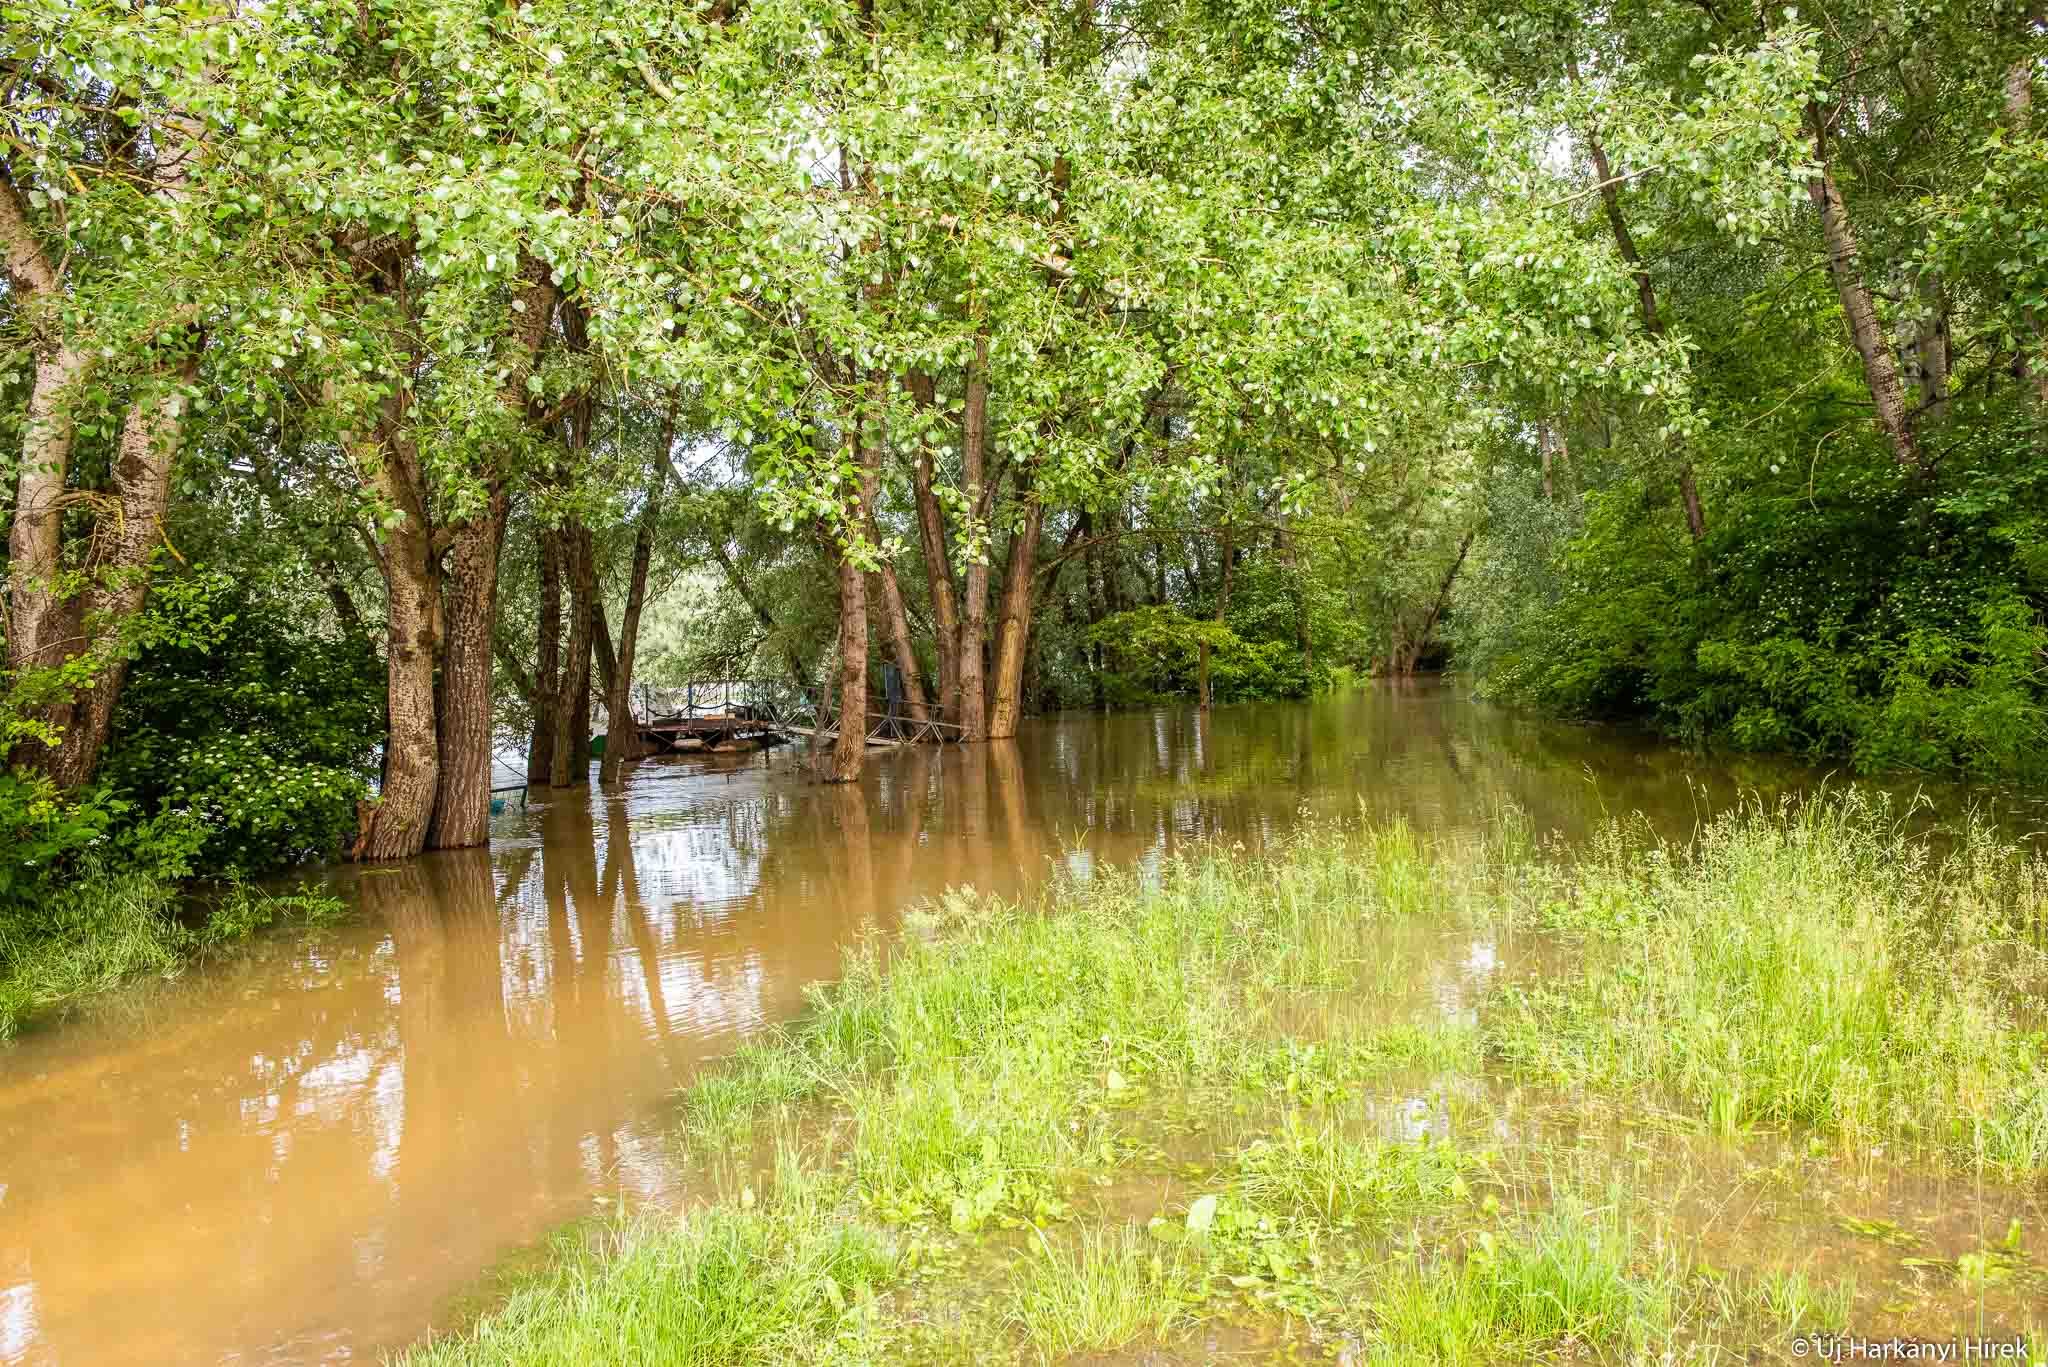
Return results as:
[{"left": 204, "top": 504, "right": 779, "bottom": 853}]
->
[
  {"left": 5, "top": 0, "right": 2046, "bottom": 932},
  {"left": 0, "top": 865, "right": 346, "bottom": 1038},
  {"left": 406, "top": 796, "right": 2048, "bottom": 1363}
]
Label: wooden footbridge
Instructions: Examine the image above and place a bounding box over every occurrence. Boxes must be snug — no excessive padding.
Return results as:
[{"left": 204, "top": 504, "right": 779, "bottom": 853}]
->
[{"left": 611, "top": 679, "right": 965, "bottom": 756}]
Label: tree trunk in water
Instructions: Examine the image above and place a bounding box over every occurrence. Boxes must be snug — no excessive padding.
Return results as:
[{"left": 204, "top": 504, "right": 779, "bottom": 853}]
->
[
  {"left": 956, "top": 335, "right": 991, "bottom": 741},
  {"left": 427, "top": 488, "right": 510, "bottom": 849},
  {"left": 365, "top": 468, "right": 442, "bottom": 860},
  {"left": 907, "top": 370, "right": 960, "bottom": 724},
  {"left": 570, "top": 614, "right": 596, "bottom": 776},
  {"left": 1198, "top": 640, "right": 1212, "bottom": 711},
  {"left": 550, "top": 522, "right": 596, "bottom": 788},
  {"left": 601, "top": 428, "right": 672, "bottom": 786},
  {"left": 829, "top": 552, "right": 868, "bottom": 782},
  {"left": 1806, "top": 103, "right": 1923, "bottom": 472},
  {"left": 870, "top": 564, "right": 930, "bottom": 725},
  {"left": 52, "top": 363, "right": 199, "bottom": 789},
  {"left": 527, "top": 528, "right": 562, "bottom": 784},
  {"left": 986, "top": 499, "right": 1043, "bottom": 740}
]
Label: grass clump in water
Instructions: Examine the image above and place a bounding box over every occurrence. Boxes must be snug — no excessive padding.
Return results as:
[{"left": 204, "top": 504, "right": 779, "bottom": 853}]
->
[
  {"left": 406, "top": 1173, "right": 897, "bottom": 1367},
  {"left": 1009, "top": 1225, "right": 1196, "bottom": 1360},
  {"left": 1363, "top": 1203, "right": 1678, "bottom": 1364},
  {"left": 1489, "top": 793, "right": 2048, "bottom": 1173},
  {"left": 683, "top": 826, "right": 1475, "bottom": 1232},
  {"left": 1229, "top": 1116, "right": 1479, "bottom": 1228},
  {"left": 0, "top": 863, "right": 346, "bottom": 1038}
]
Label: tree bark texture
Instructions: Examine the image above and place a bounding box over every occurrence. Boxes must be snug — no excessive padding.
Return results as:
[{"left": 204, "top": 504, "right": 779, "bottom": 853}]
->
[
  {"left": 550, "top": 520, "right": 596, "bottom": 788},
  {"left": 986, "top": 496, "right": 1043, "bottom": 740},
  {"left": 905, "top": 369, "right": 961, "bottom": 724},
  {"left": 955, "top": 334, "right": 992, "bottom": 741},
  {"left": 527, "top": 527, "right": 563, "bottom": 783},
  {"left": 426, "top": 485, "right": 511, "bottom": 847},
  {"left": 363, "top": 429, "right": 443, "bottom": 860},
  {"left": 53, "top": 359, "right": 201, "bottom": 790},
  {"left": 829, "top": 551, "right": 869, "bottom": 782},
  {"left": 1805, "top": 103, "right": 1923, "bottom": 471}
]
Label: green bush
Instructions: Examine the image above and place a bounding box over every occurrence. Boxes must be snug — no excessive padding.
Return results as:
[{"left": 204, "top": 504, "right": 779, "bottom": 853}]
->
[
  {"left": 1458, "top": 414, "right": 2048, "bottom": 778},
  {"left": 101, "top": 576, "right": 383, "bottom": 876},
  {"left": 0, "top": 769, "right": 122, "bottom": 912}
]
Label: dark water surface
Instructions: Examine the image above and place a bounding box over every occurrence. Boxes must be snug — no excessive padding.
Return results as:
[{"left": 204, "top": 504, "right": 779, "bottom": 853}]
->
[{"left": 0, "top": 684, "right": 2036, "bottom": 1363}]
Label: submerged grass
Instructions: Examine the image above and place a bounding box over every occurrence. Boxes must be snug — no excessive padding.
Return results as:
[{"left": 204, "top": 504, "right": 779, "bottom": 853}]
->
[
  {"left": 1491, "top": 793, "right": 2048, "bottom": 1172},
  {"left": 1363, "top": 1201, "right": 1680, "bottom": 1364},
  {"left": 405, "top": 794, "right": 2048, "bottom": 1364},
  {"left": 0, "top": 863, "right": 348, "bottom": 1038},
  {"left": 1009, "top": 1225, "right": 1195, "bottom": 1360}
]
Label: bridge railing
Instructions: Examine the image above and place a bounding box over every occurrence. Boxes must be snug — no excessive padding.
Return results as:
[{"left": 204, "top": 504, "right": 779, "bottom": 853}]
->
[
  {"left": 616, "top": 678, "right": 968, "bottom": 745},
  {"left": 633, "top": 679, "right": 817, "bottom": 724}
]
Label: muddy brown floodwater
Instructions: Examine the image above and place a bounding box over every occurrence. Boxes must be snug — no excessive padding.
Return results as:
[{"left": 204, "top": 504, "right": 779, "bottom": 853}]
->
[{"left": 1, "top": 684, "right": 2041, "bottom": 1364}]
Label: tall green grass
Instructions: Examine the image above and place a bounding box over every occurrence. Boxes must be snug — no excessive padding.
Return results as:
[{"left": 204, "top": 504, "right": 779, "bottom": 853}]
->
[
  {"left": 1489, "top": 794, "right": 2048, "bottom": 1172},
  {"left": 405, "top": 1167, "right": 896, "bottom": 1367},
  {"left": 1364, "top": 1202, "right": 1680, "bottom": 1364},
  {"left": 679, "top": 820, "right": 1480, "bottom": 1231}
]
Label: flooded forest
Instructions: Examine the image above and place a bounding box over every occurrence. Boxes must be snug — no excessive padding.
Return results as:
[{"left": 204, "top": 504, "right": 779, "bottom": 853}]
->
[{"left": 4, "top": 0, "right": 2048, "bottom": 1362}]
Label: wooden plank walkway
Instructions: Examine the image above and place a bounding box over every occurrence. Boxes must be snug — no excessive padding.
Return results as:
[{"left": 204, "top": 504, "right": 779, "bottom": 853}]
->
[{"left": 615, "top": 679, "right": 965, "bottom": 754}]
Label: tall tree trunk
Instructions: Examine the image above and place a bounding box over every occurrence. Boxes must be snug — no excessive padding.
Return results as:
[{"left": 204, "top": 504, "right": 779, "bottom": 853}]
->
[
  {"left": 550, "top": 521, "right": 596, "bottom": 788},
  {"left": 3, "top": 156, "right": 202, "bottom": 785},
  {"left": 429, "top": 257, "right": 555, "bottom": 845},
  {"left": 870, "top": 564, "right": 930, "bottom": 725},
  {"left": 53, "top": 358, "right": 201, "bottom": 789},
  {"left": 1806, "top": 102, "right": 1923, "bottom": 472},
  {"left": 905, "top": 370, "right": 960, "bottom": 724},
  {"left": 986, "top": 498, "right": 1043, "bottom": 739},
  {"left": 829, "top": 552, "right": 869, "bottom": 782},
  {"left": 427, "top": 488, "right": 510, "bottom": 848},
  {"left": 1906, "top": 272, "right": 1952, "bottom": 425},
  {"left": 570, "top": 609, "right": 597, "bottom": 776},
  {"left": 829, "top": 390, "right": 883, "bottom": 780},
  {"left": 363, "top": 429, "right": 442, "bottom": 860},
  {"left": 527, "top": 527, "right": 563, "bottom": 783},
  {"left": 600, "top": 407, "right": 674, "bottom": 786},
  {"left": 4, "top": 344, "right": 88, "bottom": 756},
  {"left": 956, "top": 334, "right": 992, "bottom": 741}
]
